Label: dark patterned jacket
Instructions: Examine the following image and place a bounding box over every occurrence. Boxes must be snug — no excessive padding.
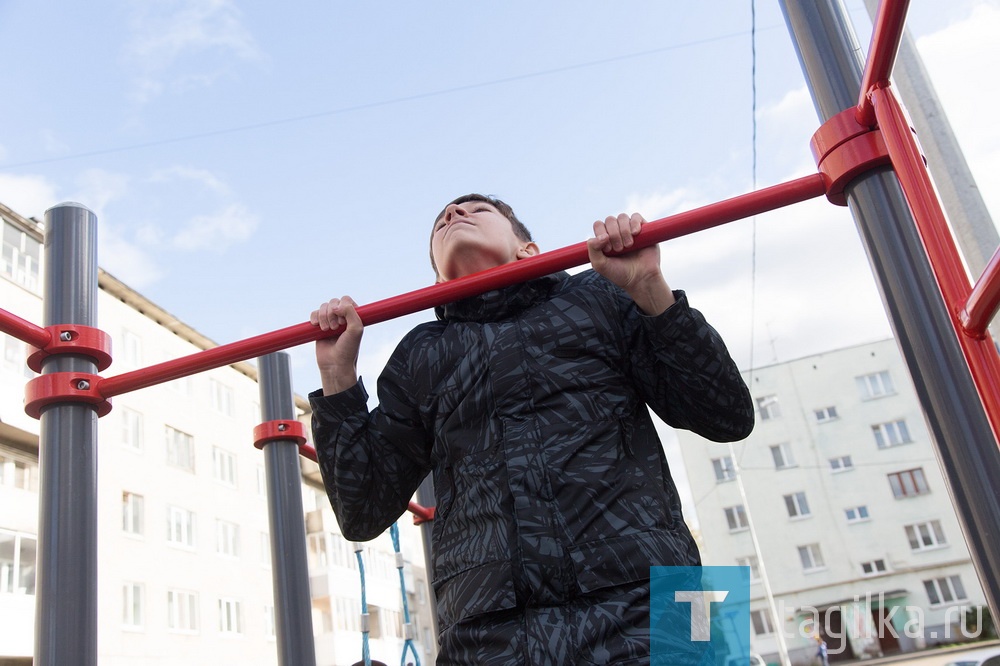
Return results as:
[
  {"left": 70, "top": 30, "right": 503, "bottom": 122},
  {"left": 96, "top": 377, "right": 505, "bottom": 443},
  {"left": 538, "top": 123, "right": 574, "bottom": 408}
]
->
[{"left": 310, "top": 270, "right": 754, "bottom": 632}]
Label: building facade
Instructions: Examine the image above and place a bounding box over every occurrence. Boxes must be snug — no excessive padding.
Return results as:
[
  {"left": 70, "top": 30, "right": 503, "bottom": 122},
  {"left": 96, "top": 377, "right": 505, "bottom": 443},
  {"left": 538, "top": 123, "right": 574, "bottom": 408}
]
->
[
  {"left": 678, "top": 338, "right": 989, "bottom": 664},
  {"left": 0, "top": 202, "right": 436, "bottom": 665}
]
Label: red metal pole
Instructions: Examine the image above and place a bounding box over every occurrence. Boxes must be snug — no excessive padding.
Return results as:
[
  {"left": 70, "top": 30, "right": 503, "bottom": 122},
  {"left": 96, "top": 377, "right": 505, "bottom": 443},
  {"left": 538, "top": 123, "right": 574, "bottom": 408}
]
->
[
  {"left": 0, "top": 307, "right": 51, "bottom": 349},
  {"left": 98, "top": 174, "right": 827, "bottom": 399},
  {"left": 962, "top": 246, "right": 1000, "bottom": 338},
  {"left": 871, "top": 86, "right": 1000, "bottom": 439},
  {"left": 856, "top": 0, "right": 910, "bottom": 127}
]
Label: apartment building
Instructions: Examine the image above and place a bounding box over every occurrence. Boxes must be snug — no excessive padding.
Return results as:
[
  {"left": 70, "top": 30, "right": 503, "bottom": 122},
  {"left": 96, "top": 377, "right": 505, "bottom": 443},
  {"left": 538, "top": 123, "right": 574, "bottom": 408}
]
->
[
  {"left": 0, "top": 202, "right": 436, "bottom": 665},
  {"left": 678, "top": 338, "right": 989, "bottom": 664}
]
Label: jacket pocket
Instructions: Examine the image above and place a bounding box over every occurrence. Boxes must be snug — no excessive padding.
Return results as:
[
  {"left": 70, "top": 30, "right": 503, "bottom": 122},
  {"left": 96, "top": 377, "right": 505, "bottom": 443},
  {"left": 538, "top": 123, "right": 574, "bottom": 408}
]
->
[
  {"left": 433, "top": 560, "right": 518, "bottom": 630},
  {"left": 568, "top": 529, "right": 699, "bottom": 594}
]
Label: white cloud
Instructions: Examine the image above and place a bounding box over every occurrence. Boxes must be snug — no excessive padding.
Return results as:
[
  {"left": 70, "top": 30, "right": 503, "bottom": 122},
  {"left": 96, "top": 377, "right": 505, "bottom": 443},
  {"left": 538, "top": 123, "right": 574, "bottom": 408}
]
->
[
  {"left": 125, "top": 0, "right": 262, "bottom": 104},
  {"left": 70, "top": 169, "right": 130, "bottom": 219},
  {"left": 0, "top": 173, "right": 59, "bottom": 220},
  {"left": 99, "top": 225, "right": 165, "bottom": 289},
  {"left": 39, "top": 129, "right": 70, "bottom": 156},
  {"left": 171, "top": 203, "right": 258, "bottom": 251},
  {"left": 149, "top": 166, "right": 231, "bottom": 195}
]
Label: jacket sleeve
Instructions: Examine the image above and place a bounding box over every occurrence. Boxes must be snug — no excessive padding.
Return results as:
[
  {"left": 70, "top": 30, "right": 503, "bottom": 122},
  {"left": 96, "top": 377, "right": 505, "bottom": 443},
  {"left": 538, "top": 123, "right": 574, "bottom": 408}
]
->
[
  {"left": 620, "top": 288, "right": 755, "bottom": 442},
  {"left": 309, "top": 336, "right": 433, "bottom": 541}
]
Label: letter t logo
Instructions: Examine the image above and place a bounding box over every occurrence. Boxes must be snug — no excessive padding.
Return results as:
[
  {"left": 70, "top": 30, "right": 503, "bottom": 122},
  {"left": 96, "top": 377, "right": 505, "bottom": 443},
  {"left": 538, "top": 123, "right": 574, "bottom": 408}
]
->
[{"left": 675, "top": 590, "right": 729, "bottom": 641}]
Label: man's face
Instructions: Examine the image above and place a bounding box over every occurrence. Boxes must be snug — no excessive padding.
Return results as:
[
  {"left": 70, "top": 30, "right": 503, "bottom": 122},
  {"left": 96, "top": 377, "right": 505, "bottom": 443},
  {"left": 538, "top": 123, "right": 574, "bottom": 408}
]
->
[{"left": 431, "top": 200, "right": 534, "bottom": 281}]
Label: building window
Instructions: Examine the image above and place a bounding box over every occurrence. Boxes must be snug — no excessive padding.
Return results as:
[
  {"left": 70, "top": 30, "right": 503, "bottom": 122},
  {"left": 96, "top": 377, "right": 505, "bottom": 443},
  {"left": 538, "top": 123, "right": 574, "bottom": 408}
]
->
[
  {"left": 3, "top": 334, "right": 34, "bottom": 379},
  {"left": 210, "top": 379, "right": 234, "bottom": 417},
  {"left": 122, "top": 582, "right": 144, "bottom": 629},
  {"left": 724, "top": 505, "right": 748, "bottom": 532},
  {"left": 798, "top": 543, "right": 825, "bottom": 572},
  {"left": 784, "top": 492, "right": 811, "bottom": 519},
  {"left": 829, "top": 455, "right": 854, "bottom": 473},
  {"left": 0, "top": 529, "right": 36, "bottom": 595},
  {"left": 257, "top": 466, "right": 267, "bottom": 497},
  {"left": 121, "top": 408, "right": 144, "bottom": 452},
  {"left": 167, "top": 506, "right": 196, "bottom": 549},
  {"left": 845, "top": 505, "right": 870, "bottom": 523},
  {"left": 1, "top": 219, "right": 42, "bottom": 291},
  {"left": 167, "top": 589, "right": 199, "bottom": 632},
  {"left": 888, "top": 468, "right": 930, "bottom": 498},
  {"left": 0, "top": 451, "right": 38, "bottom": 492},
  {"left": 814, "top": 406, "right": 838, "bottom": 423},
  {"left": 308, "top": 533, "right": 329, "bottom": 569},
  {"left": 751, "top": 608, "right": 775, "bottom": 636},
  {"left": 166, "top": 426, "right": 195, "bottom": 472},
  {"left": 861, "top": 559, "right": 888, "bottom": 576},
  {"left": 218, "top": 598, "right": 243, "bottom": 635},
  {"left": 121, "top": 329, "right": 142, "bottom": 367},
  {"left": 122, "top": 492, "right": 144, "bottom": 536},
  {"left": 712, "top": 456, "right": 736, "bottom": 482},
  {"left": 857, "top": 370, "right": 895, "bottom": 400},
  {"left": 757, "top": 395, "right": 781, "bottom": 421},
  {"left": 924, "top": 575, "right": 968, "bottom": 606},
  {"left": 212, "top": 448, "right": 237, "bottom": 487},
  {"left": 906, "top": 520, "right": 947, "bottom": 551},
  {"left": 264, "top": 605, "right": 276, "bottom": 640},
  {"left": 873, "top": 419, "right": 912, "bottom": 449},
  {"left": 736, "top": 555, "right": 761, "bottom": 583},
  {"left": 260, "top": 532, "right": 271, "bottom": 568},
  {"left": 215, "top": 520, "right": 240, "bottom": 558},
  {"left": 770, "top": 443, "right": 796, "bottom": 470}
]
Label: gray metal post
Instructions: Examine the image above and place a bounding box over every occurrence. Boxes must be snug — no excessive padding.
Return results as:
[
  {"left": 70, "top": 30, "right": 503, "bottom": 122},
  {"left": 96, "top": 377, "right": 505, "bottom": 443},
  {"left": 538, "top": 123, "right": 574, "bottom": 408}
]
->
[
  {"left": 34, "top": 203, "right": 100, "bottom": 666},
  {"left": 258, "top": 352, "right": 317, "bottom": 666},
  {"left": 780, "top": 0, "right": 1000, "bottom": 620}
]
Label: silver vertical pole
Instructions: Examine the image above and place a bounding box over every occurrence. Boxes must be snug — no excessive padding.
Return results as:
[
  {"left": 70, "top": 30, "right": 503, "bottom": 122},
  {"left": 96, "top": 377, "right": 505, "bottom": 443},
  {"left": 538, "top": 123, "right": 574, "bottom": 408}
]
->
[
  {"left": 259, "top": 352, "right": 317, "bottom": 666},
  {"left": 34, "top": 203, "right": 100, "bottom": 666}
]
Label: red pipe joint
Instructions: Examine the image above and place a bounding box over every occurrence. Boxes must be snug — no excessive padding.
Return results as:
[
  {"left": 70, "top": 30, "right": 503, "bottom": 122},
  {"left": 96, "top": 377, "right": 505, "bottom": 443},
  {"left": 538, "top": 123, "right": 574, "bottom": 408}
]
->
[
  {"left": 408, "top": 501, "right": 436, "bottom": 526},
  {"left": 24, "top": 372, "right": 112, "bottom": 418},
  {"left": 253, "top": 420, "right": 307, "bottom": 450},
  {"left": 26, "top": 325, "right": 113, "bottom": 373},
  {"left": 811, "top": 107, "right": 892, "bottom": 206}
]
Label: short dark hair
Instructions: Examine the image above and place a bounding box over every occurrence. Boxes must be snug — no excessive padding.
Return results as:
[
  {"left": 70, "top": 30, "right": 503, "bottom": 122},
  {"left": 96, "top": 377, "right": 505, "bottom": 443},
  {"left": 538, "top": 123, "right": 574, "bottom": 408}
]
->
[{"left": 429, "top": 193, "right": 533, "bottom": 274}]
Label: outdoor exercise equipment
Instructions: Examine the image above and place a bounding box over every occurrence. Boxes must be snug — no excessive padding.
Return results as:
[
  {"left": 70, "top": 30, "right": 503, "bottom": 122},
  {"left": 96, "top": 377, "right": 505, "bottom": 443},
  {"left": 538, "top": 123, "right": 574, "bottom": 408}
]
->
[{"left": 2, "top": 1, "right": 1000, "bottom": 664}]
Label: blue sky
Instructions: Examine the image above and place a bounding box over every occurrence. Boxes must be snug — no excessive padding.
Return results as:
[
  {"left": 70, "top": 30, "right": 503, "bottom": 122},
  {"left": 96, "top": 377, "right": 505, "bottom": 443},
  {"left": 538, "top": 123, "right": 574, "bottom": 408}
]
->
[{"left": 1, "top": 0, "right": 998, "bottom": 405}]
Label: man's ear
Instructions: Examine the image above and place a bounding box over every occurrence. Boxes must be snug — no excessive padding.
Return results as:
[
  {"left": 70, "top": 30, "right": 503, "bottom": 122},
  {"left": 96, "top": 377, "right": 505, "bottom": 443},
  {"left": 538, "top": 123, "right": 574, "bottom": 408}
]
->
[{"left": 516, "top": 242, "right": 540, "bottom": 259}]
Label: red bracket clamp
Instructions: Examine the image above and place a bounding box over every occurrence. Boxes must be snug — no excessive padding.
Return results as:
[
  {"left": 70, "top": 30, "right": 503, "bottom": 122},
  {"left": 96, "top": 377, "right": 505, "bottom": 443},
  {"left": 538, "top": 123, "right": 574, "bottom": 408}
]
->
[
  {"left": 27, "top": 325, "right": 113, "bottom": 373},
  {"left": 811, "top": 107, "right": 892, "bottom": 206},
  {"left": 253, "top": 420, "right": 307, "bottom": 450},
  {"left": 24, "top": 373, "right": 112, "bottom": 418}
]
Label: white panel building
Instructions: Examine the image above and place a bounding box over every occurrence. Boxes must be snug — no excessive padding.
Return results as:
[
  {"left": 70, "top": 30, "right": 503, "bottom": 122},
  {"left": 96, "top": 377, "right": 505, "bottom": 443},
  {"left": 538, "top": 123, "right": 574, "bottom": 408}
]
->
[
  {"left": 678, "top": 338, "right": 990, "bottom": 664},
  {"left": 0, "top": 202, "right": 436, "bottom": 666}
]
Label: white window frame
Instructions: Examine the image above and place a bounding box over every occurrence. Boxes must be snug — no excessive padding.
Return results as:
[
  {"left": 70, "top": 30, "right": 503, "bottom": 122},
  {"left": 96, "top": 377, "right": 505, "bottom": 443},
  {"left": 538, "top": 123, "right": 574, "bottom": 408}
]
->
[
  {"left": 784, "top": 491, "right": 811, "bottom": 519},
  {"left": 0, "top": 450, "right": 38, "bottom": 491},
  {"left": 757, "top": 395, "right": 781, "bottom": 421},
  {"left": 121, "top": 407, "right": 144, "bottom": 452},
  {"left": 167, "top": 589, "right": 199, "bottom": 633},
  {"left": 751, "top": 608, "right": 775, "bottom": 636},
  {"left": 166, "top": 426, "right": 195, "bottom": 472},
  {"left": 814, "top": 405, "right": 838, "bottom": 423},
  {"left": 122, "top": 491, "right": 144, "bottom": 537},
  {"left": 209, "top": 378, "right": 235, "bottom": 417},
  {"left": 166, "top": 506, "right": 196, "bottom": 549},
  {"left": 770, "top": 442, "right": 796, "bottom": 470},
  {"left": 260, "top": 531, "right": 271, "bottom": 568},
  {"left": 724, "top": 505, "right": 748, "bottom": 532},
  {"left": 2, "top": 219, "right": 43, "bottom": 292},
  {"left": 215, "top": 520, "right": 240, "bottom": 558},
  {"left": 861, "top": 559, "right": 888, "bottom": 577},
  {"left": 711, "top": 456, "right": 736, "bottom": 482},
  {"left": 857, "top": 370, "right": 895, "bottom": 400},
  {"left": 212, "top": 447, "right": 237, "bottom": 487},
  {"left": 924, "top": 575, "right": 968, "bottom": 606},
  {"left": 845, "top": 505, "right": 871, "bottom": 523},
  {"left": 122, "top": 582, "right": 144, "bottom": 630},
  {"left": 798, "top": 543, "right": 826, "bottom": 572},
  {"left": 121, "top": 329, "right": 142, "bottom": 367},
  {"left": 218, "top": 597, "right": 243, "bottom": 635},
  {"left": 829, "top": 455, "right": 854, "bottom": 473},
  {"left": 0, "top": 528, "right": 37, "bottom": 595},
  {"left": 736, "top": 555, "right": 761, "bottom": 583},
  {"left": 906, "top": 520, "right": 947, "bottom": 552},
  {"left": 873, "top": 419, "right": 912, "bottom": 449}
]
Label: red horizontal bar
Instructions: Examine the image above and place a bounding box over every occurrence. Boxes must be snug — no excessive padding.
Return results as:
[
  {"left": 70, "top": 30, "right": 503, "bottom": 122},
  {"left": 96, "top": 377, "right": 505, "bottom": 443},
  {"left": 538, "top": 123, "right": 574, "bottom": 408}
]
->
[
  {"left": 98, "top": 173, "right": 827, "bottom": 399},
  {"left": 962, "top": 245, "right": 1000, "bottom": 338},
  {"left": 856, "top": 0, "right": 910, "bottom": 127},
  {"left": 871, "top": 86, "right": 1000, "bottom": 441},
  {"left": 0, "top": 307, "right": 51, "bottom": 349}
]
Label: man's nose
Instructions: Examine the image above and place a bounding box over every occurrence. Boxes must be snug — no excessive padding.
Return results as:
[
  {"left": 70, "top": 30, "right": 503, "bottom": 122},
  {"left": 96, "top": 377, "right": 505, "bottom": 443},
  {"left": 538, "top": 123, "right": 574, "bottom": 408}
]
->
[{"left": 445, "top": 204, "right": 467, "bottom": 222}]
